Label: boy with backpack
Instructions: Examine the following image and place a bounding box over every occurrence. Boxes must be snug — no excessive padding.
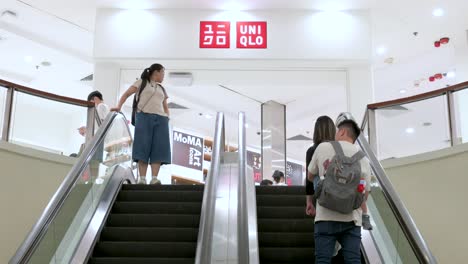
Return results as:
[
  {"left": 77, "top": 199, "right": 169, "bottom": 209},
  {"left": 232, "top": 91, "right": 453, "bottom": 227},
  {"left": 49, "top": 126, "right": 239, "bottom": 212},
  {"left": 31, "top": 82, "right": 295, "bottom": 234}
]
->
[{"left": 308, "top": 113, "right": 371, "bottom": 263}]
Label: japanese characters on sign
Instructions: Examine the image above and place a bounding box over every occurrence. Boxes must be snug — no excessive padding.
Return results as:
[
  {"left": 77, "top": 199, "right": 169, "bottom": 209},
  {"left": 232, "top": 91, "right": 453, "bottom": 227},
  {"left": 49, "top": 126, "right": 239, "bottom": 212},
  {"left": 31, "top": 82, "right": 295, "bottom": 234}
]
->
[{"left": 199, "top": 21, "right": 231, "bottom": 48}]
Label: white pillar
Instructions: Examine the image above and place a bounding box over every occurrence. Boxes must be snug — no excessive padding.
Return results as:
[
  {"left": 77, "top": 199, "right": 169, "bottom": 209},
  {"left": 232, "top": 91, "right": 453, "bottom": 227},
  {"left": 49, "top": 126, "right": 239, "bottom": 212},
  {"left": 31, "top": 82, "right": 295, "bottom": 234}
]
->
[
  {"left": 347, "top": 64, "right": 374, "bottom": 125},
  {"left": 93, "top": 62, "right": 121, "bottom": 106}
]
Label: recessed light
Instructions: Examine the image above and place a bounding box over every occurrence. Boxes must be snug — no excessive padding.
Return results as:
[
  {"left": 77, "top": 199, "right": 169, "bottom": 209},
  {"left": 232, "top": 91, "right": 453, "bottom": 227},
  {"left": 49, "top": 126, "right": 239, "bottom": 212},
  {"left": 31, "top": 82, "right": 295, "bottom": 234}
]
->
[
  {"left": 447, "top": 71, "right": 456, "bottom": 78},
  {"left": 400, "top": 89, "right": 407, "bottom": 94},
  {"left": 422, "top": 122, "right": 432, "bottom": 127},
  {"left": 376, "top": 46, "right": 387, "bottom": 55},
  {"left": 433, "top": 8, "right": 444, "bottom": 17},
  {"left": 204, "top": 114, "right": 213, "bottom": 119},
  {"left": 384, "top": 57, "right": 394, "bottom": 64},
  {"left": 405, "top": 127, "right": 415, "bottom": 134},
  {"left": 24, "top": 56, "right": 33, "bottom": 63},
  {"left": 41, "top": 61, "right": 52, "bottom": 67},
  {"left": 245, "top": 123, "right": 249, "bottom": 128}
]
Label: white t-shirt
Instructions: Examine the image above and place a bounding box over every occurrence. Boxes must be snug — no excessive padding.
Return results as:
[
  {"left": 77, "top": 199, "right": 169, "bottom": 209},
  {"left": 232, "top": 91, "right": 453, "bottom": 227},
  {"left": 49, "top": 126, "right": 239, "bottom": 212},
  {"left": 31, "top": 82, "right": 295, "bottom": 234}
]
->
[
  {"left": 133, "top": 79, "right": 168, "bottom": 117},
  {"left": 96, "top": 103, "right": 110, "bottom": 123},
  {"left": 308, "top": 141, "right": 371, "bottom": 226}
]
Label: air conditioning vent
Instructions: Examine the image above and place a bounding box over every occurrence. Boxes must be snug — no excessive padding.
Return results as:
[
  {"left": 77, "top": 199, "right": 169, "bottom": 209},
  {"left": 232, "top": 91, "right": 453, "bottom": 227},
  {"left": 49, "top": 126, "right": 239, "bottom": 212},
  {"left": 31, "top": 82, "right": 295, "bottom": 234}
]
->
[
  {"left": 80, "top": 74, "right": 93, "bottom": 82},
  {"left": 287, "top": 134, "right": 313, "bottom": 141},
  {"left": 168, "top": 102, "right": 189, "bottom": 109},
  {"left": 168, "top": 72, "right": 193, "bottom": 86}
]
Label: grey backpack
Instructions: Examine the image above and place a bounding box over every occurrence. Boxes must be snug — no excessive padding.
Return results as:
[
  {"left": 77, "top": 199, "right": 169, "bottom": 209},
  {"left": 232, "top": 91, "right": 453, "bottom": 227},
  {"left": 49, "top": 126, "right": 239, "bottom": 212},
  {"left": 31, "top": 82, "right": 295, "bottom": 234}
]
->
[{"left": 314, "top": 141, "right": 366, "bottom": 214}]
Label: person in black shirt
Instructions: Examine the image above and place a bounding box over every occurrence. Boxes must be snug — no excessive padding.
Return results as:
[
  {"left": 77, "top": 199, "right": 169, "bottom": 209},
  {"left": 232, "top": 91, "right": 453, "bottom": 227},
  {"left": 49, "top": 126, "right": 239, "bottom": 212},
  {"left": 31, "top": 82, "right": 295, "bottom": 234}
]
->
[{"left": 305, "top": 116, "right": 336, "bottom": 216}]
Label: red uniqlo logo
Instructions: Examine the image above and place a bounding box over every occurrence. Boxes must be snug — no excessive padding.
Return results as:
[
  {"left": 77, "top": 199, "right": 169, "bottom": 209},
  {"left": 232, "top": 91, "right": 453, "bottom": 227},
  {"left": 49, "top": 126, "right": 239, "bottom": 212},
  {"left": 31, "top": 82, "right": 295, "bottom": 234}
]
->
[
  {"left": 199, "top": 21, "right": 231, "bottom": 48},
  {"left": 236, "top": 21, "right": 267, "bottom": 49}
]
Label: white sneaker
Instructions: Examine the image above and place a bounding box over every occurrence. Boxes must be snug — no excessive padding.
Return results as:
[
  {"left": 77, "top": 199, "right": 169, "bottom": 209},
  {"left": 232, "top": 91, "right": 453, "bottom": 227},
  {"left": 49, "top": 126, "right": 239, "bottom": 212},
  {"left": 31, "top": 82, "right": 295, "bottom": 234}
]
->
[
  {"left": 150, "top": 177, "right": 161, "bottom": 185},
  {"left": 137, "top": 176, "right": 146, "bottom": 185}
]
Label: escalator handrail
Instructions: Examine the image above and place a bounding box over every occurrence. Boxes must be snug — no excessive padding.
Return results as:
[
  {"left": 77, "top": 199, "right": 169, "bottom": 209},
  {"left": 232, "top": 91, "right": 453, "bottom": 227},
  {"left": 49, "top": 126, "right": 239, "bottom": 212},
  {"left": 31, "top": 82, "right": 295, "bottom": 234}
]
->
[
  {"left": 71, "top": 165, "right": 135, "bottom": 263},
  {"left": 195, "top": 112, "right": 225, "bottom": 264},
  {"left": 355, "top": 129, "right": 438, "bottom": 263},
  {"left": 237, "top": 112, "right": 260, "bottom": 264},
  {"left": 9, "top": 111, "right": 127, "bottom": 264}
]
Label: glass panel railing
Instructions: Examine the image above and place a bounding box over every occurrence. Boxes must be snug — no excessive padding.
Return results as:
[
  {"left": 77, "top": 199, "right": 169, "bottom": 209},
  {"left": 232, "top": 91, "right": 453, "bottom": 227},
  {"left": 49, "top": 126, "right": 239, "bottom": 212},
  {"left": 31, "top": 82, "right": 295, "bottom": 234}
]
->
[
  {"left": 0, "top": 86, "right": 6, "bottom": 139},
  {"left": 9, "top": 91, "right": 89, "bottom": 156},
  {"left": 366, "top": 178, "right": 419, "bottom": 263},
  {"left": 356, "top": 130, "right": 437, "bottom": 264},
  {"left": 13, "top": 113, "right": 133, "bottom": 264},
  {"left": 453, "top": 88, "right": 468, "bottom": 144},
  {"left": 374, "top": 95, "right": 451, "bottom": 159}
]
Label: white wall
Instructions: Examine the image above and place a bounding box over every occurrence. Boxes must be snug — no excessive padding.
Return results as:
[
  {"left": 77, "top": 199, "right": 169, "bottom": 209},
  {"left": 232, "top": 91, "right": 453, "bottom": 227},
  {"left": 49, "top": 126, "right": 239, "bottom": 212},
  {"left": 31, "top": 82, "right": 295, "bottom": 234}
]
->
[
  {"left": 94, "top": 9, "right": 371, "bottom": 60},
  {"left": 0, "top": 141, "right": 75, "bottom": 263},
  {"left": 382, "top": 143, "right": 468, "bottom": 264}
]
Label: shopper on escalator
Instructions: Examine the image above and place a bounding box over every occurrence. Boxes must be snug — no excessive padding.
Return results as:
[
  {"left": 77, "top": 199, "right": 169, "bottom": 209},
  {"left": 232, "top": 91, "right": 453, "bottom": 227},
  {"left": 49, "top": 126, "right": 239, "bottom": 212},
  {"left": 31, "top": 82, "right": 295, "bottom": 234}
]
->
[
  {"left": 111, "top": 63, "right": 171, "bottom": 185},
  {"left": 308, "top": 113, "right": 372, "bottom": 264},
  {"left": 272, "top": 170, "right": 287, "bottom": 186},
  {"left": 305, "top": 115, "right": 336, "bottom": 216}
]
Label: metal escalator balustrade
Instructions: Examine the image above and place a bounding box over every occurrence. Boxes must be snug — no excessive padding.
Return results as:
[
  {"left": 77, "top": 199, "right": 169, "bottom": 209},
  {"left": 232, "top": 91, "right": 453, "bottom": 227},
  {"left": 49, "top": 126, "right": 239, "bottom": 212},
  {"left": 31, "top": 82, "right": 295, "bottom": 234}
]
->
[
  {"left": 10, "top": 112, "right": 135, "bottom": 264},
  {"left": 354, "top": 113, "right": 438, "bottom": 264}
]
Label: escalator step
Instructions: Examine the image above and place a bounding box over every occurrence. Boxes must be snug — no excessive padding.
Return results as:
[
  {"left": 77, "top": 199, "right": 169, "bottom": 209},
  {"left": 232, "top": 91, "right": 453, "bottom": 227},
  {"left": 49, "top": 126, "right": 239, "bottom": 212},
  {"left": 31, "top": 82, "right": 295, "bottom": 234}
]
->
[
  {"left": 107, "top": 214, "right": 200, "bottom": 228},
  {"left": 256, "top": 195, "right": 306, "bottom": 207},
  {"left": 258, "top": 219, "right": 314, "bottom": 232},
  {"left": 255, "top": 186, "right": 306, "bottom": 195},
  {"left": 257, "top": 206, "right": 310, "bottom": 219},
  {"left": 258, "top": 232, "right": 314, "bottom": 247},
  {"left": 122, "top": 185, "right": 204, "bottom": 191},
  {"left": 89, "top": 258, "right": 194, "bottom": 264},
  {"left": 100, "top": 227, "right": 198, "bottom": 242},
  {"left": 260, "top": 247, "right": 315, "bottom": 262},
  {"left": 93, "top": 241, "right": 196, "bottom": 258},
  {"left": 112, "top": 202, "right": 202, "bottom": 214},
  {"left": 117, "top": 190, "right": 204, "bottom": 202}
]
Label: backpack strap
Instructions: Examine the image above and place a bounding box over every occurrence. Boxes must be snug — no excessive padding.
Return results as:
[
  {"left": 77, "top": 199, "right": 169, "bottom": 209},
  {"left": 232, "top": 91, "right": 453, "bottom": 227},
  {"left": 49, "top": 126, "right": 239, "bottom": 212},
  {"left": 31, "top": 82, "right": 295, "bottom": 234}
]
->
[
  {"left": 159, "top": 84, "right": 169, "bottom": 99},
  {"left": 350, "top": 151, "right": 366, "bottom": 163},
  {"left": 330, "top": 141, "right": 345, "bottom": 159}
]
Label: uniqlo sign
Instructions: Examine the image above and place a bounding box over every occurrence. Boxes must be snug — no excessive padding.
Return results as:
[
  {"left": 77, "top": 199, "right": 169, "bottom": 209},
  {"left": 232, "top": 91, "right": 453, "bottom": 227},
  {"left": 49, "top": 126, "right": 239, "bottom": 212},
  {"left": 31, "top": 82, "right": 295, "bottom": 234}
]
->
[
  {"left": 199, "top": 21, "right": 231, "bottom": 48},
  {"left": 236, "top": 21, "right": 267, "bottom": 49}
]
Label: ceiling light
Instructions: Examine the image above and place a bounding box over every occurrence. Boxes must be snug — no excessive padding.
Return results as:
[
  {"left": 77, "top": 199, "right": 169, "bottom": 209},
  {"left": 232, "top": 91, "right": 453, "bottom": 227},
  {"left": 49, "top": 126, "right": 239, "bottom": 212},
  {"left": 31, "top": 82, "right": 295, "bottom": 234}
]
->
[
  {"left": 405, "top": 127, "right": 415, "bottom": 134},
  {"left": 245, "top": 123, "right": 249, "bottom": 128},
  {"left": 24, "top": 56, "right": 33, "bottom": 63},
  {"left": 447, "top": 71, "right": 456, "bottom": 78},
  {"left": 400, "top": 89, "right": 407, "bottom": 94},
  {"left": 432, "top": 8, "right": 444, "bottom": 17},
  {"left": 204, "top": 114, "right": 213, "bottom": 119},
  {"left": 376, "top": 46, "right": 387, "bottom": 55}
]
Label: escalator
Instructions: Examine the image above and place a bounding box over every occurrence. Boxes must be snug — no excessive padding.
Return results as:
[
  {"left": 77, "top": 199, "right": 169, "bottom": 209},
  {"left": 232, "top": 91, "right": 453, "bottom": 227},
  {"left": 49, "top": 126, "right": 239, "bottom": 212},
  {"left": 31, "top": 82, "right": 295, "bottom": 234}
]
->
[
  {"left": 10, "top": 111, "right": 437, "bottom": 264},
  {"left": 88, "top": 184, "right": 203, "bottom": 264},
  {"left": 245, "top": 113, "right": 438, "bottom": 264},
  {"left": 256, "top": 186, "right": 314, "bottom": 263},
  {"left": 8, "top": 111, "right": 226, "bottom": 264}
]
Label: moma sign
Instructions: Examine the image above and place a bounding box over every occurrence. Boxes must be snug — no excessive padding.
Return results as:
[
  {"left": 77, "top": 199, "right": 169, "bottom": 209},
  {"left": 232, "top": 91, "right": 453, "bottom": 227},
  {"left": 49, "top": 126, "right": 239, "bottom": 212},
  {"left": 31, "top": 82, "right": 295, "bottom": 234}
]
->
[{"left": 172, "top": 131, "right": 204, "bottom": 171}]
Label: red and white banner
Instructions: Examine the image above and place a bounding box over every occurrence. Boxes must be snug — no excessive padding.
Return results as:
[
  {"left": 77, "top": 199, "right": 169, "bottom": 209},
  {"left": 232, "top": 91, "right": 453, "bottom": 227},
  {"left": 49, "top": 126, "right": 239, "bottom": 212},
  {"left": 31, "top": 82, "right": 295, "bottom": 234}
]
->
[
  {"left": 199, "top": 21, "right": 231, "bottom": 48},
  {"left": 236, "top": 21, "right": 267, "bottom": 49}
]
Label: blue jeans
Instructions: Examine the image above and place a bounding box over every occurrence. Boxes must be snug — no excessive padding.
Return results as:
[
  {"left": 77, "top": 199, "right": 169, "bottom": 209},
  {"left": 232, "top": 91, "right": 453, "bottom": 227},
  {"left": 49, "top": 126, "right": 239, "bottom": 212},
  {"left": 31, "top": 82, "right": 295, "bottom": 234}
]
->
[{"left": 315, "top": 221, "right": 361, "bottom": 264}]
